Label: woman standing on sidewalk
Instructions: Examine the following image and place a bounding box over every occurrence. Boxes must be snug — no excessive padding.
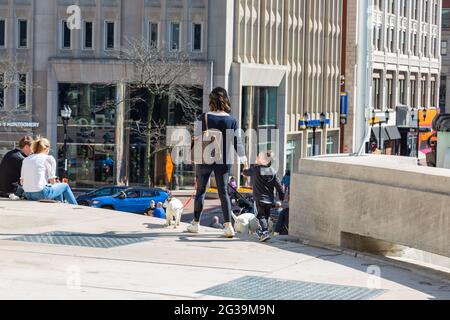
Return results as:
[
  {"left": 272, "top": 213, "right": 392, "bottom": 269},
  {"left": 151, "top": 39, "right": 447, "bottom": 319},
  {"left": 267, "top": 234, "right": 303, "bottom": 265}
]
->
[
  {"left": 21, "top": 138, "right": 78, "bottom": 205},
  {"left": 186, "top": 87, "right": 247, "bottom": 238}
]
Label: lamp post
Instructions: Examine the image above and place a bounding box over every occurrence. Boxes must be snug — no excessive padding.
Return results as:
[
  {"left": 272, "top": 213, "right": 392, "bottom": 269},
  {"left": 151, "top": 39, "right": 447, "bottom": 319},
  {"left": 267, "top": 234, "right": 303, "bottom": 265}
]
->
[
  {"left": 304, "top": 113, "right": 316, "bottom": 156},
  {"left": 60, "top": 105, "right": 72, "bottom": 179},
  {"left": 416, "top": 107, "right": 428, "bottom": 159}
]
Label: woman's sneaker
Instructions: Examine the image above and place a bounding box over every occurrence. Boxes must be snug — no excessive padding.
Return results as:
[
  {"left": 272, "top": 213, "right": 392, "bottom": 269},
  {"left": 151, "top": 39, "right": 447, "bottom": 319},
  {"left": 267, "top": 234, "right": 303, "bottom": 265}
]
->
[
  {"left": 223, "top": 224, "right": 236, "bottom": 239},
  {"left": 186, "top": 222, "right": 200, "bottom": 234}
]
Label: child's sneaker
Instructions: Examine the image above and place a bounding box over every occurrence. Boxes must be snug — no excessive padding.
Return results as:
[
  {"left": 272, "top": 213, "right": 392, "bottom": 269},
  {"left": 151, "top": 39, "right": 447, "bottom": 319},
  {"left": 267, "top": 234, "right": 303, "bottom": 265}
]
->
[
  {"left": 259, "top": 231, "right": 271, "bottom": 242},
  {"left": 186, "top": 222, "right": 200, "bottom": 234}
]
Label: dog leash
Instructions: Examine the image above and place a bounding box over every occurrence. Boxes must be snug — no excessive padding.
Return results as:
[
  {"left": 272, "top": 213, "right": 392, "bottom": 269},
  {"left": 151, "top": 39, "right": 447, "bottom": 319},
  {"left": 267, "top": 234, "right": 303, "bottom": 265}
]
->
[{"left": 181, "top": 181, "right": 197, "bottom": 210}]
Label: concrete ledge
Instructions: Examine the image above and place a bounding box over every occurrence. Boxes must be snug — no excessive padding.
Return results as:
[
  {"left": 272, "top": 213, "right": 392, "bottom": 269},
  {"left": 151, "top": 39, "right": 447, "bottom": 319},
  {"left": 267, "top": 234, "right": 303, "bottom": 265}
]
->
[{"left": 290, "top": 155, "right": 450, "bottom": 259}]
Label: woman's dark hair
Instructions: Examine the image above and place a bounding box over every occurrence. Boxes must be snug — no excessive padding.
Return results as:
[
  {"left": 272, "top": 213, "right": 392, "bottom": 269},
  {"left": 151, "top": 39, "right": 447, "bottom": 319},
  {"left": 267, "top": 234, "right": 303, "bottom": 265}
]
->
[{"left": 209, "top": 87, "right": 232, "bottom": 113}]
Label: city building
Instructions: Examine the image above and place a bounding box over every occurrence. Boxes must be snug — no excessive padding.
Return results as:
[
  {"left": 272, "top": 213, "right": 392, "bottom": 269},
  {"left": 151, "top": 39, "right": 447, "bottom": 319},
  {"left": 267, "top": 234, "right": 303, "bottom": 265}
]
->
[
  {"left": 440, "top": 0, "right": 450, "bottom": 113},
  {"left": 343, "top": 0, "right": 441, "bottom": 157},
  {"left": 0, "top": 0, "right": 343, "bottom": 189}
]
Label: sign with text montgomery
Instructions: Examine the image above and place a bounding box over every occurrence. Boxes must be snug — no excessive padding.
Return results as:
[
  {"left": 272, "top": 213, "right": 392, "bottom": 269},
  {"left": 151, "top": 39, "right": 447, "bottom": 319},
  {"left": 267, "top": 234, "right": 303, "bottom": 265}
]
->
[{"left": 0, "top": 122, "right": 40, "bottom": 128}]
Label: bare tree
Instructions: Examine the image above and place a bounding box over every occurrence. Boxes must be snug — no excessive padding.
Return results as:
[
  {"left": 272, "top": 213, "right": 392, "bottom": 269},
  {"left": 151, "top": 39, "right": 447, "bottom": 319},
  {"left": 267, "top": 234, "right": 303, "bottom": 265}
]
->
[
  {"left": 117, "top": 38, "right": 201, "bottom": 186},
  {"left": 0, "top": 56, "right": 35, "bottom": 123}
]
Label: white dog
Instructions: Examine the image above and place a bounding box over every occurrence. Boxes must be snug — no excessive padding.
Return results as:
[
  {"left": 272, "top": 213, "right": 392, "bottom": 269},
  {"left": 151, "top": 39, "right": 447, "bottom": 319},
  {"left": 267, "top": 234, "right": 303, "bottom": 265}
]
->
[
  {"left": 163, "top": 196, "right": 184, "bottom": 229},
  {"left": 231, "top": 212, "right": 260, "bottom": 235}
]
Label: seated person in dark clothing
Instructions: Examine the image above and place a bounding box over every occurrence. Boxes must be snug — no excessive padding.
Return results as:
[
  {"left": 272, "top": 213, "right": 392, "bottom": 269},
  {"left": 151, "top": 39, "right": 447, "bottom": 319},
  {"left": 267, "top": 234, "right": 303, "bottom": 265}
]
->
[
  {"left": 0, "top": 136, "right": 33, "bottom": 198},
  {"left": 209, "top": 216, "right": 224, "bottom": 229},
  {"left": 274, "top": 208, "right": 289, "bottom": 236}
]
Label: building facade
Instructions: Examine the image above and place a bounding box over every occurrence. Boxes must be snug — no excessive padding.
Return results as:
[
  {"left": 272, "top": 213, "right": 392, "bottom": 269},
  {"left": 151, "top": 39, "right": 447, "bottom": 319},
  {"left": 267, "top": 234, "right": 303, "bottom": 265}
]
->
[
  {"left": 343, "top": 0, "right": 441, "bottom": 156},
  {"left": 0, "top": 0, "right": 343, "bottom": 189},
  {"left": 440, "top": 0, "right": 450, "bottom": 113}
]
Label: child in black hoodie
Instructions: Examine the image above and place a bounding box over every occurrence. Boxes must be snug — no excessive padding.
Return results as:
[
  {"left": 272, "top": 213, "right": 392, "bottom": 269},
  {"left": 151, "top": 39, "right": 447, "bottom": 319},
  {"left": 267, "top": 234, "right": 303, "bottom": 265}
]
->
[{"left": 243, "top": 152, "right": 285, "bottom": 242}]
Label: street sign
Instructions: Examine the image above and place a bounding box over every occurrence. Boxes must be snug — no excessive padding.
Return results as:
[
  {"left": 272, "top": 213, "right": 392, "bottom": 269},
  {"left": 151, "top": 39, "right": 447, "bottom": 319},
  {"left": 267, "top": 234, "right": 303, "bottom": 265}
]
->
[{"left": 166, "top": 152, "right": 174, "bottom": 184}]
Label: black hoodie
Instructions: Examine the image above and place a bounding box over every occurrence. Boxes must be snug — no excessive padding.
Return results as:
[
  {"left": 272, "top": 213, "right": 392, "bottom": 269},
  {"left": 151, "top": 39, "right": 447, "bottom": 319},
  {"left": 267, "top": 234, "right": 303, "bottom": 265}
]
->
[{"left": 243, "top": 165, "right": 285, "bottom": 204}]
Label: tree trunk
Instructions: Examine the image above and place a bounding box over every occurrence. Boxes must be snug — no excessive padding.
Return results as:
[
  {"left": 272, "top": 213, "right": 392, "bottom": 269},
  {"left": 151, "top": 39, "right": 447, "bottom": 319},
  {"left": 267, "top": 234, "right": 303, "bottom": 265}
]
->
[{"left": 145, "top": 94, "right": 156, "bottom": 187}]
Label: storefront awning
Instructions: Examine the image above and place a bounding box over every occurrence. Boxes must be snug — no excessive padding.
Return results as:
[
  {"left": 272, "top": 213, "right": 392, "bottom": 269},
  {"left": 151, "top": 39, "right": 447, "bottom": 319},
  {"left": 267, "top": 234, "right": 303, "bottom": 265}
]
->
[
  {"left": 372, "top": 127, "right": 389, "bottom": 144},
  {"left": 385, "top": 126, "right": 401, "bottom": 140}
]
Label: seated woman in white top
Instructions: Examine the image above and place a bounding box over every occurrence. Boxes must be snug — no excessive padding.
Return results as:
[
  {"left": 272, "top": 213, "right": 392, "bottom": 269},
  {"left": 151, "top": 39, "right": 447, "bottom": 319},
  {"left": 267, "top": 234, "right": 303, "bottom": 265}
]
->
[{"left": 21, "top": 138, "right": 78, "bottom": 205}]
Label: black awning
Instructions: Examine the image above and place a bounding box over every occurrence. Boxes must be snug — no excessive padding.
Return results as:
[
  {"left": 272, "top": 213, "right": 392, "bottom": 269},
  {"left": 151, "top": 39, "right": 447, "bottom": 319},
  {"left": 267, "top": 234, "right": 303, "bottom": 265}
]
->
[
  {"left": 372, "top": 126, "right": 389, "bottom": 144},
  {"left": 385, "top": 126, "right": 402, "bottom": 140}
]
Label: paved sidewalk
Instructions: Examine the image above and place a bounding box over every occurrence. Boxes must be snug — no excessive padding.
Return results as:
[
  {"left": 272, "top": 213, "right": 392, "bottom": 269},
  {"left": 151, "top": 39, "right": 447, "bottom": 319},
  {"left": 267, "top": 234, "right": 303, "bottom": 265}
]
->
[{"left": 0, "top": 200, "right": 449, "bottom": 300}]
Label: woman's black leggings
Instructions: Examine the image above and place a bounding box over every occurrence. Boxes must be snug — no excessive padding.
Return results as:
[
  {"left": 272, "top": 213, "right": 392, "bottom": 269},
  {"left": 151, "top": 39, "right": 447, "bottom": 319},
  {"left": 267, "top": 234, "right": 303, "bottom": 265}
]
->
[{"left": 194, "top": 164, "right": 232, "bottom": 224}]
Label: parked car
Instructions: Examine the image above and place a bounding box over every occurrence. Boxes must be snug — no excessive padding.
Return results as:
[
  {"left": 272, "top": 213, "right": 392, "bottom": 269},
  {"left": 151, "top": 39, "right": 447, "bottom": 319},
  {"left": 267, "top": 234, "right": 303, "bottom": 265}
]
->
[
  {"left": 76, "top": 186, "right": 129, "bottom": 206},
  {"left": 91, "top": 187, "right": 169, "bottom": 214}
]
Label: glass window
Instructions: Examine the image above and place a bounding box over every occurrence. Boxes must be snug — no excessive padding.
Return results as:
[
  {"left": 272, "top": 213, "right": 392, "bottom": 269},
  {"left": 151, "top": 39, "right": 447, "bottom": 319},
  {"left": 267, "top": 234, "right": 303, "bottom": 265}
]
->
[
  {"left": 126, "top": 190, "right": 140, "bottom": 198},
  {"left": 105, "top": 22, "right": 115, "bottom": 50},
  {"left": 62, "top": 20, "right": 71, "bottom": 49},
  {"left": 57, "top": 84, "right": 117, "bottom": 188},
  {"left": 170, "top": 22, "right": 180, "bottom": 51},
  {"left": 95, "top": 188, "right": 113, "bottom": 197},
  {"left": 84, "top": 21, "right": 93, "bottom": 49},
  {"left": 0, "top": 20, "right": 5, "bottom": 47},
  {"left": 192, "top": 23, "right": 202, "bottom": 51},
  {"left": 18, "top": 20, "right": 27, "bottom": 48},
  {"left": 18, "top": 74, "right": 27, "bottom": 108},
  {"left": 149, "top": 22, "right": 158, "bottom": 48},
  {"left": 141, "top": 190, "right": 158, "bottom": 198},
  {"left": 443, "top": 9, "right": 450, "bottom": 29},
  {"left": 0, "top": 73, "right": 4, "bottom": 108}
]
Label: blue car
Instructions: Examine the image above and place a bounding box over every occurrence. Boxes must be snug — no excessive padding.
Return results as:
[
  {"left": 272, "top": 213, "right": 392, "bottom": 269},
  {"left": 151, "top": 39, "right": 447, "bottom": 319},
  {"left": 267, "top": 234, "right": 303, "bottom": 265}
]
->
[
  {"left": 91, "top": 187, "right": 169, "bottom": 214},
  {"left": 76, "top": 186, "right": 129, "bottom": 206}
]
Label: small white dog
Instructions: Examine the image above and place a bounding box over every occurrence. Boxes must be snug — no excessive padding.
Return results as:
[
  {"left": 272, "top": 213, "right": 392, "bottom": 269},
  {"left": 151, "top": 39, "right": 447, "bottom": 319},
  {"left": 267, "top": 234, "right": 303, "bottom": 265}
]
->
[
  {"left": 231, "top": 212, "right": 260, "bottom": 235},
  {"left": 163, "top": 196, "right": 184, "bottom": 229}
]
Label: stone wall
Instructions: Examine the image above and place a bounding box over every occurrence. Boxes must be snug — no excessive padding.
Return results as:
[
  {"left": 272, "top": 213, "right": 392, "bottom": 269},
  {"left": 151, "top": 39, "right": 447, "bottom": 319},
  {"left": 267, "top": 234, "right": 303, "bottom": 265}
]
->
[{"left": 290, "top": 155, "right": 450, "bottom": 258}]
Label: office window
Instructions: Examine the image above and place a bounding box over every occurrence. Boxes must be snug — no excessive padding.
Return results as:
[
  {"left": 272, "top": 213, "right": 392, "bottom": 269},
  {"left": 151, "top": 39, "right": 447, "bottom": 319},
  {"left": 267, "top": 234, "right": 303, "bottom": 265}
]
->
[
  {"left": 430, "top": 77, "right": 437, "bottom": 108},
  {"left": 434, "top": 1, "right": 438, "bottom": 25},
  {"left": 400, "top": 0, "right": 407, "bottom": 17},
  {"left": 423, "top": 0, "right": 429, "bottom": 23},
  {"left": 170, "top": 22, "right": 180, "bottom": 51},
  {"left": 18, "top": 20, "right": 27, "bottom": 48},
  {"left": 423, "top": 35, "right": 428, "bottom": 57},
  {"left": 386, "top": 72, "right": 394, "bottom": 110},
  {"left": 192, "top": 23, "right": 202, "bottom": 52},
  {"left": 83, "top": 21, "right": 93, "bottom": 49},
  {"left": 398, "top": 74, "right": 407, "bottom": 105},
  {"left": 443, "top": 8, "right": 450, "bottom": 28},
  {"left": 421, "top": 75, "right": 427, "bottom": 108},
  {"left": 387, "top": 0, "right": 395, "bottom": 14},
  {"left": 413, "top": 0, "right": 419, "bottom": 20},
  {"left": 105, "top": 22, "right": 115, "bottom": 50},
  {"left": 399, "top": 30, "right": 406, "bottom": 54},
  {"left": 410, "top": 75, "right": 417, "bottom": 108},
  {"left": 149, "top": 22, "right": 158, "bottom": 48},
  {"left": 442, "top": 40, "right": 448, "bottom": 56},
  {"left": 412, "top": 33, "right": 418, "bottom": 55},
  {"left": 0, "top": 20, "right": 5, "bottom": 47},
  {"left": 372, "top": 72, "right": 381, "bottom": 110},
  {"left": 61, "top": 20, "right": 71, "bottom": 49},
  {"left": 18, "top": 74, "right": 26, "bottom": 108},
  {"left": 386, "top": 27, "right": 394, "bottom": 52}
]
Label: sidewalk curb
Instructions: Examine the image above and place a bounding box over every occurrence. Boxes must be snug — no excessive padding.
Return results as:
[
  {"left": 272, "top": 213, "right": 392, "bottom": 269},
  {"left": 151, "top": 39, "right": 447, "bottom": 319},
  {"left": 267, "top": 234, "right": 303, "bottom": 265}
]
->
[{"left": 281, "top": 236, "right": 450, "bottom": 285}]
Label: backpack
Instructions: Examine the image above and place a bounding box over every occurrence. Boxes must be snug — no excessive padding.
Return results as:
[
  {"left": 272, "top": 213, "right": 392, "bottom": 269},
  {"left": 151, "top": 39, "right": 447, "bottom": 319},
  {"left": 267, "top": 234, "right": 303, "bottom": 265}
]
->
[{"left": 191, "top": 113, "right": 223, "bottom": 165}]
